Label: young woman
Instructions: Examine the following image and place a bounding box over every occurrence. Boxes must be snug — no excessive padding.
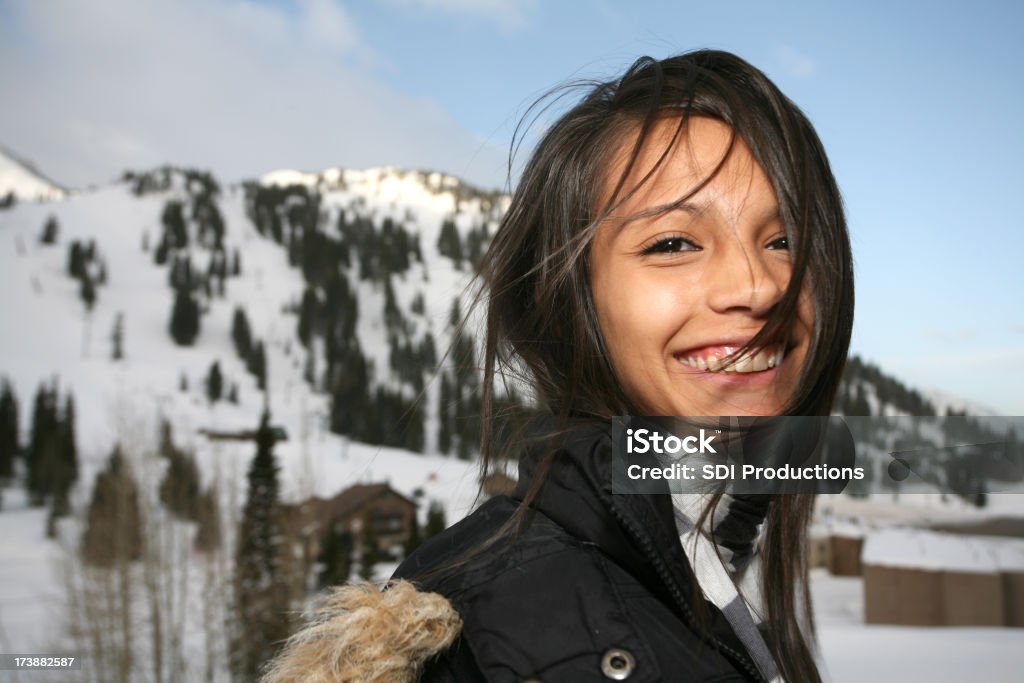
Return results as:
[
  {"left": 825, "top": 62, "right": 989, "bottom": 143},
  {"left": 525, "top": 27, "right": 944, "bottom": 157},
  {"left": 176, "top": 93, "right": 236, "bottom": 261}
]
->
[{"left": 263, "top": 49, "right": 854, "bottom": 683}]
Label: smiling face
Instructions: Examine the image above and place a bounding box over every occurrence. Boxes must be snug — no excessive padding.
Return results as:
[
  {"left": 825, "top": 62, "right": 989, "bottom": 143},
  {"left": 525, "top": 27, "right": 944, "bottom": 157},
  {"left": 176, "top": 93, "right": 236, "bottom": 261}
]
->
[{"left": 589, "top": 115, "right": 814, "bottom": 417}]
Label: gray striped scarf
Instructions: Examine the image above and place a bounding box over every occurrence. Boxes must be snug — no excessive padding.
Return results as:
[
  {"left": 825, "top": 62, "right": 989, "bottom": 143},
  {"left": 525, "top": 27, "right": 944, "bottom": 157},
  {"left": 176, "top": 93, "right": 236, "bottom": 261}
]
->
[{"left": 671, "top": 493, "right": 784, "bottom": 683}]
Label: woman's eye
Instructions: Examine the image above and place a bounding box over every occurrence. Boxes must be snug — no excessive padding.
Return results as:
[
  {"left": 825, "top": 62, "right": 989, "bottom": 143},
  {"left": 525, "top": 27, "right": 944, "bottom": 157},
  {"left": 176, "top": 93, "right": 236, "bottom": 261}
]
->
[
  {"left": 767, "top": 235, "right": 789, "bottom": 250},
  {"left": 641, "top": 236, "right": 699, "bottom": 255}
]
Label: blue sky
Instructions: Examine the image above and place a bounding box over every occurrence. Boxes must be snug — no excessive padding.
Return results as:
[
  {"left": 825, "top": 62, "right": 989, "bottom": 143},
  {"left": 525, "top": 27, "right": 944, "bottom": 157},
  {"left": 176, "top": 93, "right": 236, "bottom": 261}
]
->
[{"left": 2, "top": 0, "right": 1022, "bottom": 412}]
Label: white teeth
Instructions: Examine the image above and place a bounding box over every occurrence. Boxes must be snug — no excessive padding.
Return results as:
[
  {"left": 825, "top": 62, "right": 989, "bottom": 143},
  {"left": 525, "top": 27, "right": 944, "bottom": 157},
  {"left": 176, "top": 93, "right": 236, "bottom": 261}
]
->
[{"left": 678, "top": 346, "right": 786, "bottom": 374}]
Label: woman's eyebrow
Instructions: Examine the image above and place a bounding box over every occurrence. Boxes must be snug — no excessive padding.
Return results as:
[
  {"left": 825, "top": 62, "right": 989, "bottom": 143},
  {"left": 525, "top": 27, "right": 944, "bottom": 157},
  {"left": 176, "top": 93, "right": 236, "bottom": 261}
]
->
[{"left": 639, "top": 199, "right": 707, "bottom": 219}]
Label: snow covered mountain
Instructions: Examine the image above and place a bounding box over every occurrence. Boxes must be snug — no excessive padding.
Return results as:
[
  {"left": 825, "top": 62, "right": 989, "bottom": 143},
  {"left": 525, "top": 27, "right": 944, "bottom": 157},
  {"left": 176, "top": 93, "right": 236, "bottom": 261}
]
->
[
  {"left": 0, "top": 163, "right": 508, "bottom": 663},
  {"left": 0, "top": 158, "right": 1021, "bottom": 680},
  {"left": 0, "top": 161, "right": 507, "bottom": 504},
  {"left": 0, "top": 146, "right": 68, "bottom": 204},
  {"left": 0, "top": 158, "right": 1008, "bottom": 522}
]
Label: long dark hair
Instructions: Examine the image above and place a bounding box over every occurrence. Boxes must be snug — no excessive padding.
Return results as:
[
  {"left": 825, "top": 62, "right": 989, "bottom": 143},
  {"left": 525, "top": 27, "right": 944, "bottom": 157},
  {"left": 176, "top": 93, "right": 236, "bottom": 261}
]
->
[{"left": 463, "top": 49, "right": 853, "bottom": 683}]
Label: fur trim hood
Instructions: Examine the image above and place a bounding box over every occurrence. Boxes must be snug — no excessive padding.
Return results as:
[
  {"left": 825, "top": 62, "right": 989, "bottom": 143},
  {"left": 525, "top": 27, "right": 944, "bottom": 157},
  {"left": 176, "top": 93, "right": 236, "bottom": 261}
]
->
[{"left": 261, "top": 580, "right": 462, "bottom": 683}]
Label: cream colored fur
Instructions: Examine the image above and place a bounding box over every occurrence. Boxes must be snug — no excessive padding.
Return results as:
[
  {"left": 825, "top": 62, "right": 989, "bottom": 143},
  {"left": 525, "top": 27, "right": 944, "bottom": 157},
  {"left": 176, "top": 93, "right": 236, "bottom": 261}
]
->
[{"left": 260, "top": 579, "right": 463, "bottom": 683}]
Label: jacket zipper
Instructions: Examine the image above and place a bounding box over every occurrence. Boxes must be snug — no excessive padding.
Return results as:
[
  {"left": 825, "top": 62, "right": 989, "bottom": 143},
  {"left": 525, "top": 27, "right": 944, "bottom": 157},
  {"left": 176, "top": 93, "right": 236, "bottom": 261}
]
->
[{"left": 604, "top": 495, "right": 768, "bottom": 683}]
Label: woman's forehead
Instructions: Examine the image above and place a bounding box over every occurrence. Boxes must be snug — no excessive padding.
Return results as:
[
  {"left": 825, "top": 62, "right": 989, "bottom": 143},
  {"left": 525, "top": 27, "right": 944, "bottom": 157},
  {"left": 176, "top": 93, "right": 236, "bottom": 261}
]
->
[{"left": 600, "top": 115, "right": 774, "bottom": 220}]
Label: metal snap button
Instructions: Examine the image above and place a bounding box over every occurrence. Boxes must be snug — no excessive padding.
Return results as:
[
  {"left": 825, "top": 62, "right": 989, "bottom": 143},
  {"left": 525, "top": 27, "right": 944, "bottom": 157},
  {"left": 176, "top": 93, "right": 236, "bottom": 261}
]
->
[{"left": 601, "top": 648, "right": 635, "bottom": 680}]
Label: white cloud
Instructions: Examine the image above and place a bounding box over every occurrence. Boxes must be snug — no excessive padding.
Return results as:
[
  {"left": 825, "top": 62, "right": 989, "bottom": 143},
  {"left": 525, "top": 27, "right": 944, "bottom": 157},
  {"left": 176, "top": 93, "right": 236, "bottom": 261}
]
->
[
  {"left": 298, "top": 0, "right": 363, "bottom": 55},
  {"left": 0, "top": 0, "right": 507, "bottom": 189},
  {"left": 773, "top": 44, "right": 818, "bottom": 79},
  {"left": 385, "top": 0, "right": 536, "bottom": 30}
]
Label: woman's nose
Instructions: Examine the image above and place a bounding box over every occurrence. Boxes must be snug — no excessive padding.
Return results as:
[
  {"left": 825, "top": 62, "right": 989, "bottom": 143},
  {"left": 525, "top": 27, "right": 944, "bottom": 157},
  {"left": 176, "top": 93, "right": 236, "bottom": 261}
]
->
[{"left": 705, "top": 241, "right": 786, "bottom": 316}]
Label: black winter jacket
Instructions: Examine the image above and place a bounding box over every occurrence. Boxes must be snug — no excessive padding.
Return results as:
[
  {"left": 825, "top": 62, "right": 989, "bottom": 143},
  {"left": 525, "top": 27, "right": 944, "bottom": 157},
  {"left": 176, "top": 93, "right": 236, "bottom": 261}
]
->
[{"left": 392, "top": 420, "right": 769, "bottom": 682}]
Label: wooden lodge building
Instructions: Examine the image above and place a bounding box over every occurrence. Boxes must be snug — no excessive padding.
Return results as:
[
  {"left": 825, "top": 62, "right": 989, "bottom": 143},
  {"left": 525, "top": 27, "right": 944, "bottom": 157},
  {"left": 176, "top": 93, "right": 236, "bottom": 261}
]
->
[
  {"left": 861, "top": 528, "right": 1024, "bottom": 627},
  {"left": 279, "top": 482, "right": 419, "bottom": 570}
]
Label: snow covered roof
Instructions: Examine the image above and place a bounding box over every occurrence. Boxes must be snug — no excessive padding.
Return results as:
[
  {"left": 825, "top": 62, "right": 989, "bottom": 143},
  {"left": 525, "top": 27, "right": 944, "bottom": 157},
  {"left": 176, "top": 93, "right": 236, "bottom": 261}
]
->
[
  {"left": 827, "top": 519, "right": 867, "bottom": 539},
  {"left": 862, "top": 528, "right": 1024, "bottom": 573}
]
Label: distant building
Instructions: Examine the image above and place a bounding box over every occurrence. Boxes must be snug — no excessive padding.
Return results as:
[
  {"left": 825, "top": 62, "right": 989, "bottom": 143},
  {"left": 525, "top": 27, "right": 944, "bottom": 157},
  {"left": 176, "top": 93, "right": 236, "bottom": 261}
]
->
[
  {"left": 808, "top": 518, "right": 866, "bottom": 576},
  {"left": 322, "top": 482, "right": 418, "bottom": 557},
  {"left": 862, "top": 528, "right": 1024, "bottom": 627},
  {"left": 279, "top": 482, "right": 419, "bottom": 567},
  {"left": 807, "top": 524, "right": 830, "bottom": 569},
  {"left": 827, "top": 523, "right": 865, "bottom": 577}
]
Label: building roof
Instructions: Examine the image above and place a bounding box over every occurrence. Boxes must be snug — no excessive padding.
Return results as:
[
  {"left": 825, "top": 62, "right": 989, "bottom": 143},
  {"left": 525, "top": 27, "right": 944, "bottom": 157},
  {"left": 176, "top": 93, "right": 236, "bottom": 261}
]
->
[{"left": 325, "top": 482, "right": 416, "bottom": 520}]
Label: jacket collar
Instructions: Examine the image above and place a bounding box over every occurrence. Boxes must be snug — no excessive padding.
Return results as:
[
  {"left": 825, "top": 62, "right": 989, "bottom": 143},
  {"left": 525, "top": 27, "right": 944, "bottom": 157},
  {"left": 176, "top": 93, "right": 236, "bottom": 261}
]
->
[{"left": 514, "top": 415, "right": 768, "bottom": 683}]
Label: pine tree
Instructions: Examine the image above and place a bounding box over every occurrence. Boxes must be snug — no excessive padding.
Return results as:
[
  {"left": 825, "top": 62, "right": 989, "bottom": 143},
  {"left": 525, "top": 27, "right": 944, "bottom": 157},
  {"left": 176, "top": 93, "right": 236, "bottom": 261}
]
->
[
  {"left": 403, "top": 508, "right": 422, "bottom": 558},
  {"left": 303, "top": 351, "right": 316, "bottom": 387},
  {"left": 206, "top": 361, "right": 223, "bottom": 403},
  {"left": 161, "top": 200, "right": 188, "bottom": 249},
  {"left": 67, "top": 240, "right": 86, "bottom": 279},
  {"left": 80, "top": 272, "right": 97, "bottom": 311},
  {"left": 46, "top": 487, "right": 69, "bottom": 539},
  {"left": 437, "top": 218, "right": 462, "bottom": 267},
  {"left": 227, "top": 383, "right": 239, "bottom": 404},
  {"left": 55, "top": 394, "right": 78, "bottom": 502},
  {"left": 425, "top": 501, "right": 447, "bottom": 539},
  {"left": 358, "top": 515, "right": 380, "bottom": 581},
  {"left": 232, "top": 248, "right": 242, "bottom": 276},
  {"left": 438, "top": 374, "right": 452, "bottom": 454},
  {"left": 317, "top": 527, "right": 353, "bottom": 588},
  {"left": 410, "top": 291, "right": 425, "bottom": 316},
  {"left": 110, "top": 312, "right": 124, "bottom": 361},
  {"left": 383, "top": 277, "right": 403, "bottom": 336},
  {"left": 231, "top": 411, "right": 291, "bottom": 681},
  {"left": 39, "top": 215, "right": 59, "bottom": 245},
  {"left": 297, "top": 287, "right": 318, "bottom": 347},
  {"left": 26, "top": 383, "right": 59, "bottom": 506},
  {"left": 247, "top": 341, "right": 267, "bottom": 391},
  {"left": 0, "top": 380, "right": 18, "bottom": 479},
  {"left": 849, "top": 384, "right": 871, "bottom": 416},
  {"left": 448, "top": 296, "right": 461, "bottom": 330},
  {"left": 159, "top": 448, "right": 202, "bottom": 520},
  {"left": 179, "top": 372, "right": 189, "bottom": 393},
  {"left": 194, "top": 487, "right": 221, "bottom": 553},
  {"left": 169, "top": 288, "right": 201, "bottom": 345},
  {"left": 81, "top": 445, "right": 143, "bottom": 566},
  {"left": 154, "top": 237, "right": 170, "bottom": 266},
  {"left": 231, "top": 307, "right": 253, "bottom": 360},
  {"left": 169, "top": 254, "right": 192, "bottom": 291}
]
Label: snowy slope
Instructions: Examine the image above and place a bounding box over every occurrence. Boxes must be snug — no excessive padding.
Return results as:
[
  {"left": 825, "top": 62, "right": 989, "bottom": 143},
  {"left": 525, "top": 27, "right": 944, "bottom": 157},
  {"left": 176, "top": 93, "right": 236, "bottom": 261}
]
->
[
  {"left": 1, "top": 161, "right": 1021, "bottom": 680},
  {"left": 0, "top": 166, "right": 495, "bottom": 503},
  {"left": 0, "top": 147, "right": 68, "bottom": 202},
  {"left": 0, "top": 166, "right": 495, "bottom": 666}
]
